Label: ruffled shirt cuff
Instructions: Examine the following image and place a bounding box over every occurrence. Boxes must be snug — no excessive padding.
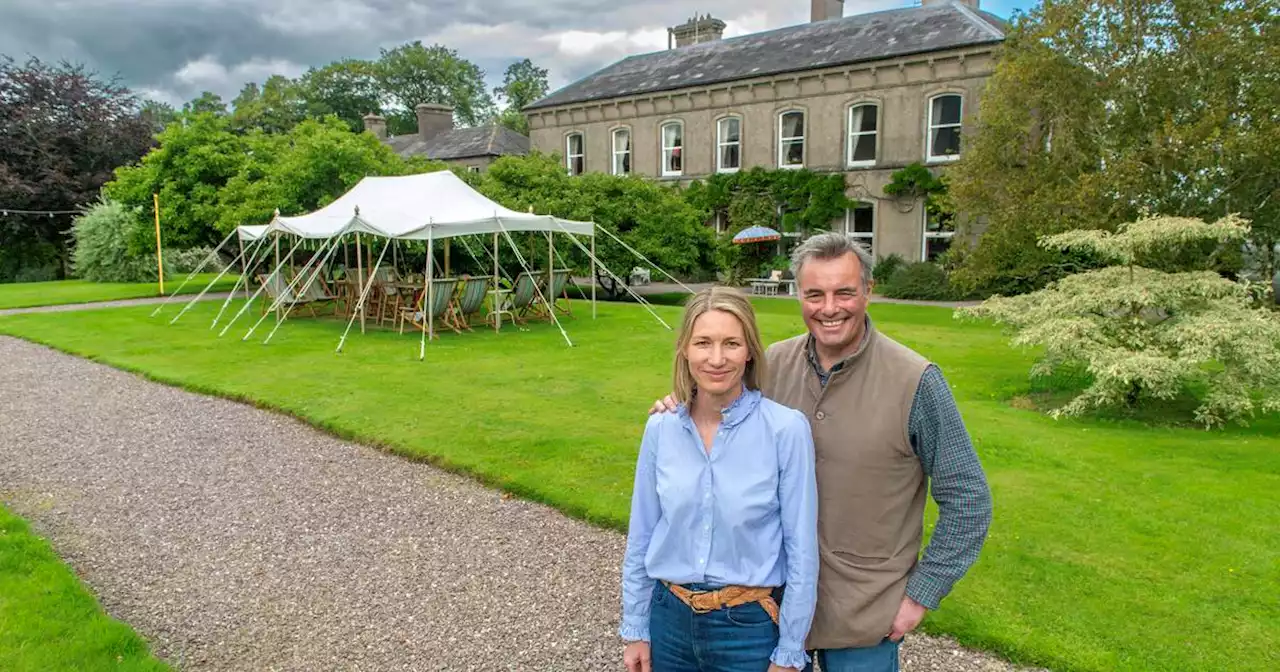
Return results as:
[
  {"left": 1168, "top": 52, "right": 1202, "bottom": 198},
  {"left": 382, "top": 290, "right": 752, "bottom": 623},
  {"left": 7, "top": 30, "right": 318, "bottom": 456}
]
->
[
  {"left": 618, "top": 620, "right": 649, "bottom": 643},
  {"left": 770, "top": 644, "right": 810, "bottom": 670}
]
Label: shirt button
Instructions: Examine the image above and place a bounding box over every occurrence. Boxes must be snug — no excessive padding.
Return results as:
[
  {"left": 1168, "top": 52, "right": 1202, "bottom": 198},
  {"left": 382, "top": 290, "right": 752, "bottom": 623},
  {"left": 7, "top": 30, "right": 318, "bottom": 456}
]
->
[{"left": 815, "top": 410, "right": 826, "bottom": 420}]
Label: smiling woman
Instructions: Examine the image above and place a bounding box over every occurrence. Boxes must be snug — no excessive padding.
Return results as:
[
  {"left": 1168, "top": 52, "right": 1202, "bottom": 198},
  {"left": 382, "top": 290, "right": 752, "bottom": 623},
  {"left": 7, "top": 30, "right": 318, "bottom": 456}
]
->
[{"left": 621, "top": 286, "right": 819, "bottom": 672}]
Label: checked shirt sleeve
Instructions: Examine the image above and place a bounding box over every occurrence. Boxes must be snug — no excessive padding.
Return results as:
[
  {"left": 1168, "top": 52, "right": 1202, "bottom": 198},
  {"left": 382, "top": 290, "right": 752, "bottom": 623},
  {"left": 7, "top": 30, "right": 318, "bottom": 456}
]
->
[{"left": 906, "top": 365, "right": 993, "bottom": 610}]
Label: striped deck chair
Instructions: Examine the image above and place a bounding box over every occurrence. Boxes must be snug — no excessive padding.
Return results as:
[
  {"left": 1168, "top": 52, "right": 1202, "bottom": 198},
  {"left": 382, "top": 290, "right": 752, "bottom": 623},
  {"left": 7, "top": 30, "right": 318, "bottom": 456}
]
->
[
  {"left": 507, "top": 271, "right": 543, "bottom": 323},
  {"left": 257, "top": 271, "right": 316, "bottom": 317},
  {"left": 445, "top": 275, "right": 492, "bottom": 332},
  {"left": 398, "top": 278, "right": 460, "bottom": 339},
  {"left": 529, "top": 268, "right": 574, "bottom": 319},
  {"left": 297, "top": 271, "right": 339, "bottom": 316}
]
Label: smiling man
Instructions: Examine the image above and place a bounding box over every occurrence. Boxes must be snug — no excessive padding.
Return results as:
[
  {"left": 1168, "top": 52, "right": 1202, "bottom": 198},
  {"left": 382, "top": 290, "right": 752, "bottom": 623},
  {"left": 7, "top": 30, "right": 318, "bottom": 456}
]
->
[{"left": 761, "top": 231, "right": 992, "bottom": 672}]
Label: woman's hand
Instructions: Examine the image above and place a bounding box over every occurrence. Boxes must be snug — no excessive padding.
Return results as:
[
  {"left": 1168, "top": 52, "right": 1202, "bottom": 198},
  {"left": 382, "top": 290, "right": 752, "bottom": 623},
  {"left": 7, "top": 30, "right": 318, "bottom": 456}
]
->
[
  {"left": 648, "top": 394, "right": 678, "bottom": 415},
  {"left": 623, "top": 641, "right": 652, "bottom": 672}
]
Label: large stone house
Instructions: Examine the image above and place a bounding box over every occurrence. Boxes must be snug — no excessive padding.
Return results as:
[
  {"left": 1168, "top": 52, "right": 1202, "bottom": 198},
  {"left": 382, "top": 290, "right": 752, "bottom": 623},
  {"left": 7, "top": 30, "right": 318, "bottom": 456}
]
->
[
  {"left": 363, "top": 103, "right": 530, "bottom": 172},
  {"left": 524, "top": 0, "right": 1006, "bottom": 262}
]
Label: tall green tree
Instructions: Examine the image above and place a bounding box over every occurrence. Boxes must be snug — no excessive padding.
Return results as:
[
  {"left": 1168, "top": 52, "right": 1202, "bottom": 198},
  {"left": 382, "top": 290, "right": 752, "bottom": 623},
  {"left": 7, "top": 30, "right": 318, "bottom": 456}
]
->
[
  {"left": 0, "top": 55, "right": 155, "bottom": 280},
  {"left": 183, "top": 91, "right": 227, "bottom": 116},
  {"left": 297, "top": 59, "right": 384, "bottom": 132},
  {"left": 230, "top": 75, "right": 307, "bottom": 134},
  {"left": 948, "top": 0, "right": 1280, "bottom": 296},
  {"left": 492, "top": 59, "right": 549, "bottom": 134},
  {"left": 104, "top": 112, "right": 250, "bottom": 252},
  {"left": 376, "top": 42, "right": 494, "bottom": 133}
]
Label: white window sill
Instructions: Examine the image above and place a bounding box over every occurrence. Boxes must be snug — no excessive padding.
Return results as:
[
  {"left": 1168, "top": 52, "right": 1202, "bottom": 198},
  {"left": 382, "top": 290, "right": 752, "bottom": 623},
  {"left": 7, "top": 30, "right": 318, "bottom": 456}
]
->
[
  {"left": 717, "top": 167, "right": 740, "bottom": 174},
  {"left": 846, "top": 160, "right": 876, "bottom": 169},
  {"left": 925, "top": 154, "right": 961, "bottom": 164},
  {"left": 778, "top": 163, "right": 805, "bottom": 170}
]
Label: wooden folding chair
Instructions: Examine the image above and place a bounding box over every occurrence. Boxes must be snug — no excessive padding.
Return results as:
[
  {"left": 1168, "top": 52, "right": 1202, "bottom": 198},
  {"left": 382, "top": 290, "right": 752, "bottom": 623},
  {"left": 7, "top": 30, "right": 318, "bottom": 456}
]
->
[
  {"left": 398, "top": 278, "right": 460, "bottom": 339},
  {"left": 446, "top": 275, "right": 492, "bottom": 332}
]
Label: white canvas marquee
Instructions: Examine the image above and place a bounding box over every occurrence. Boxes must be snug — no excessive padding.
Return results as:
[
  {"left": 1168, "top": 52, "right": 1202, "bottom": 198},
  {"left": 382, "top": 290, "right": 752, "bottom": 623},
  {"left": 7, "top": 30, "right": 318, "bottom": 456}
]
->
[
  {"left": 236, "top": 171, "right": 594, "bottom": 241},
  {"left": 161, "top": 168, "right": 686, "bottom": 358}
]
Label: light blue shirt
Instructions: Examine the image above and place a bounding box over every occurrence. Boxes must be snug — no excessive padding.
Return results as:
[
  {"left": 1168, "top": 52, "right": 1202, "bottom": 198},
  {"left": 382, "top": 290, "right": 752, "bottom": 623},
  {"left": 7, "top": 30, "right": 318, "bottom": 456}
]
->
[{"left": 619, "top": 387, "right": 819, "bottom": 669}]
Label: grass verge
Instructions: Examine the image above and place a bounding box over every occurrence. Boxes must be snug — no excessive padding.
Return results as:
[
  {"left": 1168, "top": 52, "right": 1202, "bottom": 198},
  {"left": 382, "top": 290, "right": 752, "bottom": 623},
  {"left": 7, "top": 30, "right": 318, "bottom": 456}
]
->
[
  {"left": 0, "top": 505, "right": 169, "bottom": 671},
  {"left": 0, "top": 274, "right": 238, "bottom": 310}
]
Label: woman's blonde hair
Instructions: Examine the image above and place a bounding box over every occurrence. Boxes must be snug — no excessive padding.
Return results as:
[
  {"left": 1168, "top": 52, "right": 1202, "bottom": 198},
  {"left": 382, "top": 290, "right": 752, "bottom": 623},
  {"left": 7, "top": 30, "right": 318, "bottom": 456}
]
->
[{"left": 673, "top": 286, "right": 767, "bottom": 404}]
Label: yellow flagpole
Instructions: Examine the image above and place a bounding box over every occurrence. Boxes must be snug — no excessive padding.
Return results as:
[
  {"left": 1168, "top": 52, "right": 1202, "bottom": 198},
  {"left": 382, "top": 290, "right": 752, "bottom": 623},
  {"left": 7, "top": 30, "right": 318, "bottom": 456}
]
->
[{"left": 153, "top": 193, "right": 165, "bottom": 295}]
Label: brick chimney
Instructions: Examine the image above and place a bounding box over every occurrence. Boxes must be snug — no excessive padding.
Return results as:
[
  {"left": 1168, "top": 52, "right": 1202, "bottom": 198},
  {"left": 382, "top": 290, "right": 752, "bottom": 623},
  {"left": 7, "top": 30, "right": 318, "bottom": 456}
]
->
[
  {"left": 670, "top": 14, "right": 726, "bottom": 48},
  {"left": 811, "top": 0, "right": 844, "bottom": 22},
  {"left": 415, "top": 103, "right": 454, "bottom": 141},
  {"left": 361, "top": 113, "right": 387, "bottom": 139}
]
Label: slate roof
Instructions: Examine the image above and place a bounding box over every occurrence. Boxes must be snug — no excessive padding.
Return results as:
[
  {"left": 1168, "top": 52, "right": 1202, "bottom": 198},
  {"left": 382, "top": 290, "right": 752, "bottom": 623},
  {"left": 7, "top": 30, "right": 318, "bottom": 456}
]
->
[
  {"left": 385, "top": 125, "right": 531, "bottom": 160},
  {"left": 525, "top": 2, "right": 1006, "bottom": 111}
]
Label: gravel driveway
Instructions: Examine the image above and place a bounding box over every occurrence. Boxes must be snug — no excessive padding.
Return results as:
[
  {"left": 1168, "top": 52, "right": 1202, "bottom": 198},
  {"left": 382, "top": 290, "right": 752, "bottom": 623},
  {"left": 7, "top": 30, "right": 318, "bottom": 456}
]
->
[{"left": 0, "top": 335, "right": 1038, "bottom": 671}]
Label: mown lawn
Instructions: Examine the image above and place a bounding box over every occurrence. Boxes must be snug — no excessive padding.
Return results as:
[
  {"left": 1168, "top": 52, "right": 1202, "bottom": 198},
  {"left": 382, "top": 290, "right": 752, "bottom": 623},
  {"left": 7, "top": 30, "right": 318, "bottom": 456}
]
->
[
  {"left": 0, "top": 506, "right": 170, "bottom": 671},
  {"left": 0, "top": 298, "right": 1276, "bottom": 672},
  {"left": 0, "top": 274, "right": 238, "bottom": 310}
]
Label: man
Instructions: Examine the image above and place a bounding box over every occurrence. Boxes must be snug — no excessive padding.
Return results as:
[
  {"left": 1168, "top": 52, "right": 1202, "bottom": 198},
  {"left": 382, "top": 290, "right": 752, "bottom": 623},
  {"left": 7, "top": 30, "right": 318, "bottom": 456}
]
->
[{"left": 652, "top": 232, "right": 992, "bottom": 671}]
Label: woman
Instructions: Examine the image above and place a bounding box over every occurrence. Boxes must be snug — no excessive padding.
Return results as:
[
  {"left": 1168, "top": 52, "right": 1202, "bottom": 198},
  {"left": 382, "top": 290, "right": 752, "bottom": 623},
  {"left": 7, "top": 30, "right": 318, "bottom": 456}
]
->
[{"left": 620, "top": 286, "right": 818, "bottom": 672}]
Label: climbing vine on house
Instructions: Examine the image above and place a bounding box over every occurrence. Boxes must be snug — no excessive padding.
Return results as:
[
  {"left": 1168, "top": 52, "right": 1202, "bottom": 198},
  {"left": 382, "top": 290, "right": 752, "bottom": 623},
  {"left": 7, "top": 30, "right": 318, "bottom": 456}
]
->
[{"left": 683, "top": 167, "right": 852, "bottom": 236}]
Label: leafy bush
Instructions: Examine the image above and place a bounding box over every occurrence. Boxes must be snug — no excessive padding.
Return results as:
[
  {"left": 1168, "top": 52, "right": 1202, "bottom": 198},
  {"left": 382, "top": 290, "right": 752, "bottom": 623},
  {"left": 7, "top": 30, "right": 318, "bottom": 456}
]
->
[
  {"left": 71, "top": 199, "right": 156, "bottom": 282},
  {"left": 165, "top": 246, "right": 225, "bottom": 275},
  {"left": 873, "top": 253, "right": 906, "bottom": 286},
  {"left": 960, "top": 214, "right": 1280, "bottom": 427},
  {"left": 879, "top": 262, "right": 962, "bottom": 301}
]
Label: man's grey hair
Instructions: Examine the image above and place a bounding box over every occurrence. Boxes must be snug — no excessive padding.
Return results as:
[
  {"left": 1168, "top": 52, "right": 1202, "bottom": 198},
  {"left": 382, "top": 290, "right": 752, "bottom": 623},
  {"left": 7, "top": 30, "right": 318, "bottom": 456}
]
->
[{"left": 790, "top": 232, "right": 876, "bottom": 289}]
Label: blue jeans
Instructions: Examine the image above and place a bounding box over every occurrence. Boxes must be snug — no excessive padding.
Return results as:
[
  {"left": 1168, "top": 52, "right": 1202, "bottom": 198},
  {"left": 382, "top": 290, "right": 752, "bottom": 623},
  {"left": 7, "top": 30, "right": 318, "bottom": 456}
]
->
[
  {"left": 803, "top": 638, "right": 900, "bottom": 672},
  {"left": 650, "top": 581, "right": 779, "bottom": 672}
]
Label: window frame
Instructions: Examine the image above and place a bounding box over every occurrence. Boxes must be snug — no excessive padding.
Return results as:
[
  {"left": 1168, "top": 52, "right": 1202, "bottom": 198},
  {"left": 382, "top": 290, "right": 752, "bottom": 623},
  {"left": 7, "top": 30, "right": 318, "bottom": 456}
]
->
[
  {"left": 926, "top": 93, "right": 964, "bottom": 163},
  {"left": 777, "top": 109, "right": 806, "bottom": 169},
  {"left": 845, "top": 201, "right": 876, "bottom": 256},
  {"left": 716, "top": 115, "right": 742, "bottom": 174},
  {"left": 611, "top": 127, "right": 632, "bottom": 176},
  {"left": 846, "top": 102, "right": 879, "bottom": 168},
  {"left": 660, "top": 120, "right": 684, "bottom": 178},
  {"left": 565, "top": 131, "right": 585, "bottom": 175},
  {"left": 921, "top": 204, "right": 956, "bottom": 261}
]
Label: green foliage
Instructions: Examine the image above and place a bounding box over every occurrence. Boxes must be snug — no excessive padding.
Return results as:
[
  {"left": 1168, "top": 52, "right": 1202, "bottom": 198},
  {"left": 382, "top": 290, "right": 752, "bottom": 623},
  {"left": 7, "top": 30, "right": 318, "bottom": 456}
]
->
[
  {"left": 883, "top": 162, "right": 945, "bottom": 199},
  {"left": 492, "top": 58, "right": 548, "bottom": 134},
  {"left": 216, "top": 117, "right": 441, "bottom": 234},
  {"left": 71, "top": 199, "right": 156, "bottom": 283},
  {"left": 376, "top": 42, "right": 495, "bottom": 131},
  {"left": 230, "top": 75, "right": 307, "bottom": 134},
  {"left": 949, "top": 0, "right": 1280, "bottom": 295},
  {"left": 105, "top": 112, "right": 250, "bottom": 251},
  {"left": 961, "top": 214, "right": 1280, "bottom": 427},
  {"left": 878, "top": 262, "right": 963, "bottom": 301},
  {"left": 297, "top": 59, "right": 384, "bottom": 132},
  {"left": 684, "top": 167, "right": 850, "bottom": 236},
  {"left": 470, "top": 153, "right": 716, "bottom": 295},
  {"left": 872, "top": 253, "right": 906, "bottom": 286}
]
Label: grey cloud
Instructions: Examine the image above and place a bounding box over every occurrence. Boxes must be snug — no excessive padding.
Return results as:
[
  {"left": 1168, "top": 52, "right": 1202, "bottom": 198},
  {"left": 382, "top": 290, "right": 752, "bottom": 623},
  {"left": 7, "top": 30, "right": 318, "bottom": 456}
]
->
[{"left": 0, "top": 0, "right": 903, "bottom": 108}]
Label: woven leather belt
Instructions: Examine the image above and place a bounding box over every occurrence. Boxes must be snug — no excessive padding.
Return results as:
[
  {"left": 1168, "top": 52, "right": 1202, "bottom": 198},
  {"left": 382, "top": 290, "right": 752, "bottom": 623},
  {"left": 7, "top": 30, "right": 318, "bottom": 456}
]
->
[{"left": 662, "top": 581, "right": 780, "bottom": 624}]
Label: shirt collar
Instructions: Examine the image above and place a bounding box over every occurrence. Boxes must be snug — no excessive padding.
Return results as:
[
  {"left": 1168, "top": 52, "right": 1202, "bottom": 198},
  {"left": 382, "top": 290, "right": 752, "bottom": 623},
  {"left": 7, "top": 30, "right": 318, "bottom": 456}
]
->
[{"left": 677, "top": 384, "right": 761, "bottom": 430}]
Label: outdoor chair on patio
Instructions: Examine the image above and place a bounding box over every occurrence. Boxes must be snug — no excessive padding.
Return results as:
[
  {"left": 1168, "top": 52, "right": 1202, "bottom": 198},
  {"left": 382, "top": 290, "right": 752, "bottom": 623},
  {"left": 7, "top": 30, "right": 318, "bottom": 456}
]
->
[
  {"left": 257, "top": 271, "right": 317, "bottom": 318},
  {"left": 527, "top": 268, "right": 574, "bottom": 320},
  {"left": 444, "top": 275, "right": 492, "bottom": 332},
  {"left": 398, "top": 278, "right": 460, "bottom": 339}
]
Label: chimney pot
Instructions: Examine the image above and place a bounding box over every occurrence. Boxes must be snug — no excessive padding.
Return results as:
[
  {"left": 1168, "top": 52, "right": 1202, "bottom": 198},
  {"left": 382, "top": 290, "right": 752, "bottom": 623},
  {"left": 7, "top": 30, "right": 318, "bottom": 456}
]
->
[
  {"left": 361, "top": 113, "right": 387, "bottom": 140},
  {"left": 670, "top": 14, "right": 727, "bottom": 48},
  {"left": 414, "top": 103, "right": 455, "bottom": 142},
  {"left": 810, "top": 0, "right": 845, "bottom": 23}
]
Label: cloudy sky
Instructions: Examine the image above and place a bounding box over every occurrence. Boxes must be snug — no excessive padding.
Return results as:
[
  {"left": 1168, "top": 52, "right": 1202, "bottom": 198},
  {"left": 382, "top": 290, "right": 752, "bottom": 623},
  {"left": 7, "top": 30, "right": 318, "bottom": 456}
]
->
[{"left": 0, "top": 0, "right": 1032, "bottom": 108}]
